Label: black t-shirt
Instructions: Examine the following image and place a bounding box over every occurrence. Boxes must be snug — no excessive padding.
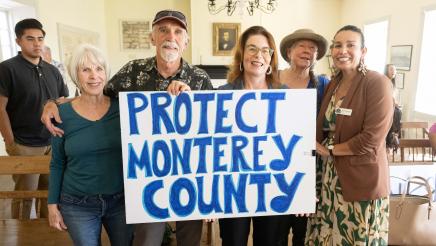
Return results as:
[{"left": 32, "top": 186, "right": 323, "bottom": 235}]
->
[{"left": 0, "top": 53, "right": 69, "bottom": 146}]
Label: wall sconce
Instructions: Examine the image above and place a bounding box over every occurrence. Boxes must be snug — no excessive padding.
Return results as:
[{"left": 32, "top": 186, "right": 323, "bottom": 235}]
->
[{"left": 208, "top": 0, "right": 277, "bottom": 16}]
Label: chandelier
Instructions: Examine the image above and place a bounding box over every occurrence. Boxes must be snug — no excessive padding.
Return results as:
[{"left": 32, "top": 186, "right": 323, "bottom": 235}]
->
[{"left": 208, "top": 0, "right": 277, "bottom": 16}]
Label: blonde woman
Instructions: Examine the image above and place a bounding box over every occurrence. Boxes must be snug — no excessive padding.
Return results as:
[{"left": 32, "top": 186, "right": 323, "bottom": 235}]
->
[{"left": 47, "top": 44, "right": 133, "bottom": 245}]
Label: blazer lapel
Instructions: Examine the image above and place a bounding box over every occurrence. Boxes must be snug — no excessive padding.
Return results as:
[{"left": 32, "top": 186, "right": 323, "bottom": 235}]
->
[
  {"left": 334, "top": 73, "right": 363, "bottom": 142},
  {"left": 316, "top": 79, "right": 338, "bottom": 142}
]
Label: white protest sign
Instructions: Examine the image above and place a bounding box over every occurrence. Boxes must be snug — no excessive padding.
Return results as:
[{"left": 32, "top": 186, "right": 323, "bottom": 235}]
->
[{"left": 119, "top": 89, "right": 316, "bottom": 223}]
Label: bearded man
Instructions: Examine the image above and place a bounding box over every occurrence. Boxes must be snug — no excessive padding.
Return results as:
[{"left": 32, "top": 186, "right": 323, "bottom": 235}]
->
[{"left": 108, "top": 10, "right": 213, "bottom": 245}]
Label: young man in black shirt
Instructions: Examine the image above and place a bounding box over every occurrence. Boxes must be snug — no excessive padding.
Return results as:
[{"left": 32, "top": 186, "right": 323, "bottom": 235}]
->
[{"left": 0, "top": 18, "right": 68, "bottom": 219}]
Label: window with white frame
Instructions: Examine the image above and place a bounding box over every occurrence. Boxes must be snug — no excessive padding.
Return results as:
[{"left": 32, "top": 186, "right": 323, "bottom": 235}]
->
[
  {"left": 0, "top": 9, "right": 14, "bottom": 61},
  {"left": 415, "top": 9, "right": 436, "bottom": 116},
  {"left": 363, "top": 20, "right": 389, "bottom": 74}
]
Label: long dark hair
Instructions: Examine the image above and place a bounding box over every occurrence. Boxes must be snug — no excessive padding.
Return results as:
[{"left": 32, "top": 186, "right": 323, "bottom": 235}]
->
[
  {"left": 309, "top": 69, "right": 319, "bottom": 88},
  {"left": 384, "top": 64, "right": 396, "bottom": 86},
  {"left": 227, "top": 25, "right": 280, "bottom": 88},
  {"left": 334, "top": 25, "right": 365, "bottom": 48}
]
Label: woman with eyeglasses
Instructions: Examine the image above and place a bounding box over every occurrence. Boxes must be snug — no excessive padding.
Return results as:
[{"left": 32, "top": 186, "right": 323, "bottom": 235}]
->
[
  {"left": 217, "top": 25, "right": 284, "bottom": 246},
  {"left": 306, "top": 25, "right": 392, "bottom": 245}
]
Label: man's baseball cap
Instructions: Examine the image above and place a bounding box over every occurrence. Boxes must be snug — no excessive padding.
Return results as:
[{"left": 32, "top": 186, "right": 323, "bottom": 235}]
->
[{"left": 152, "top": 10, "right": 187, "bottom": 30}]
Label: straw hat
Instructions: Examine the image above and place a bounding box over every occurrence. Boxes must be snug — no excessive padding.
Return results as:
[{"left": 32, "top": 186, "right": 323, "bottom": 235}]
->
[{"left": 280, "top": 28, "right": 328, "bottom": 61}]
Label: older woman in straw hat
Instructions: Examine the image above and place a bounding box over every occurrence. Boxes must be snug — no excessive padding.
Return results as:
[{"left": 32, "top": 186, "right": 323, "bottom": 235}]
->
[
  {"left": 277, "top": 28, "right": 329, "bottom": 246},
  {"left": 278, "top": 28, "right": 329, "bottom": 112}
]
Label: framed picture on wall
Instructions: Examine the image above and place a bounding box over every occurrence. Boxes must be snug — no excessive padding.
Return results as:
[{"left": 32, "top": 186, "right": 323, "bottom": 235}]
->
[
  {"left": 57, "top": 23, "right": 99, "bottom": 65},
  {"left": 396, "top": 72, "right": 405, "bottom": 89},
  {"left": 390, "top": 45, "right": 413, "bottom": 71},
  {"left": 213, "top": 23, "right": 240, "bottom": 56},
  {"left": 120, "top": 20, "right": 151, "bottom": 50}
]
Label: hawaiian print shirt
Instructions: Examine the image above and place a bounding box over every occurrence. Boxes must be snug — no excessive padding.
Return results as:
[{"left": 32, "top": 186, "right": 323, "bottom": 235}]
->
[{"left": 105, "top": 56, "right": 213, "bottom": 98}]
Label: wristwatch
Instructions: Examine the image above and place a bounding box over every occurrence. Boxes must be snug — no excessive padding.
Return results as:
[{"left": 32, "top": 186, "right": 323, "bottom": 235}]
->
[{"left": 327, "top": 145, "right": 334, "bottom": 156}]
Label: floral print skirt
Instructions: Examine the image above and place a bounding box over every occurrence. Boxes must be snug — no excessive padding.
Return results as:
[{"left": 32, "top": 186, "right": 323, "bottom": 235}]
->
[{"left": 305, "top": 152, "right": 389, "bottom": 246}]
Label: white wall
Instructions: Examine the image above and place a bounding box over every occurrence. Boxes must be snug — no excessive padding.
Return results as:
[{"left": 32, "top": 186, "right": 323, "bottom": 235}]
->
[
  {"left": 190, "top": 0, "right": 341, "bottom": 75},
  {"left": 35, "top": 0, "right": 107, "bottom": 63},
  {"left": 104, "top": 0, "right": 191, "bottom": 73},
  {"left": 340, "top": 0, "right": 436, "bottom": 123}
]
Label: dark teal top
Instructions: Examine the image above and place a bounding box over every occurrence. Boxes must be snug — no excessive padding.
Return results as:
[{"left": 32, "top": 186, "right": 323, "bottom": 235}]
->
[{"left": 48, "top": 98, "right": 123, "bottom": 204}]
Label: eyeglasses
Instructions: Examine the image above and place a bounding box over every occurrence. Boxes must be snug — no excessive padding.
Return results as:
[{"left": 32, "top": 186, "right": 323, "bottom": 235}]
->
[{"left": 245, "top": 45, "right": 274, "bottom": 57}]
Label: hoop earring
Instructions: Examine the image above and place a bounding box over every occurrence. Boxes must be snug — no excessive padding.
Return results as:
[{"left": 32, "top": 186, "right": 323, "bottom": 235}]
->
[
  {"left": 358, "top": 58, "right": 367, "bottom": 76},
  {"left": 266, "top": 65, "right": 272, "bottom": 75},
  {"left": 240, "top": 63, "right": 243, "bottom": 72}
]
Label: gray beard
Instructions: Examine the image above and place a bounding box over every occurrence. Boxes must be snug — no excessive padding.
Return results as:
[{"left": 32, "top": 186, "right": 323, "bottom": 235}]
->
[{"left": 160, "top": 50, "right": 179, "bottom": 63}]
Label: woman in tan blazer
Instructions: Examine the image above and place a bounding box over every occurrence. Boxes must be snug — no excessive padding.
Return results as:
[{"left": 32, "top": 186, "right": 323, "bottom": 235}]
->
[{"left": 305, "top": 25, "right": 393, "bottom": 245}]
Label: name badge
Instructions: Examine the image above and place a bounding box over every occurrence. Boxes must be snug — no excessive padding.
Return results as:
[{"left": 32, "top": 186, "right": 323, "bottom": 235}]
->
[{"left": 335, "top": 107, "right": 352, "bottom": 116}]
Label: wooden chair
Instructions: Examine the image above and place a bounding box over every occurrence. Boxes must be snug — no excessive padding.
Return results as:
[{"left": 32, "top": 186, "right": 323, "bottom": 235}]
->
[
  {"left": 400, "top": 122, "right": 429, "bottom": 139},
  {"left": 398, "top": 122, "right": 435, "bottom": 162},
  {"left": 0, "top": 155, "right": 113, "bottom": 245},
  {"left": 0, "top": 155, "right": 74, "bottom": 245},
  {"left": 0, "top": 156, "right": 51, "bottom": 219}
]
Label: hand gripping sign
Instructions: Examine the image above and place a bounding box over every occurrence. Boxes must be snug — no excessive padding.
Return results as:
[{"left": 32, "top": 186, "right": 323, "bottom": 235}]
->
[{"left": 119, "top": 89, "right": 316, "bottom": 223}]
